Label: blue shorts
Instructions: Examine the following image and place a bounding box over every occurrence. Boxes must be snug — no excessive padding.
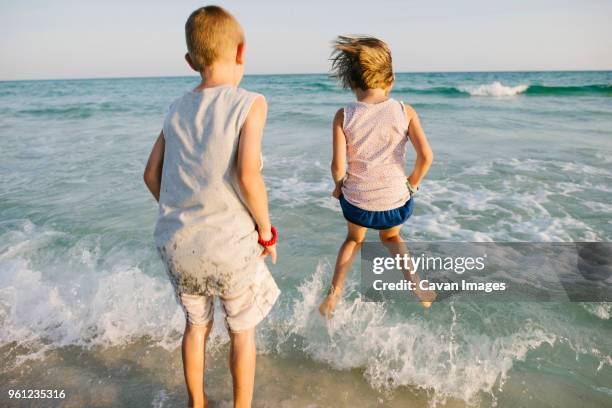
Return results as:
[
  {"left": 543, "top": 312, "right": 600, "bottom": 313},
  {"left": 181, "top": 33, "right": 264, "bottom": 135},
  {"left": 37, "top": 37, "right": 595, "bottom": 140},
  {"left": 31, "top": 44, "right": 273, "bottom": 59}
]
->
[{"left": 339, "top": 195, "right": 414, "bottom": 230}]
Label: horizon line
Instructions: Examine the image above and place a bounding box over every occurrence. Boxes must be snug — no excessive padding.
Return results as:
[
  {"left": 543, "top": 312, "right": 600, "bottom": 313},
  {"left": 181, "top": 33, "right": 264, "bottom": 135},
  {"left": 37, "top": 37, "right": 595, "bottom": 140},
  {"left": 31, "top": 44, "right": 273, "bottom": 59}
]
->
[{"left": 1, "top": 69, "right": 611, "bottom": 83}]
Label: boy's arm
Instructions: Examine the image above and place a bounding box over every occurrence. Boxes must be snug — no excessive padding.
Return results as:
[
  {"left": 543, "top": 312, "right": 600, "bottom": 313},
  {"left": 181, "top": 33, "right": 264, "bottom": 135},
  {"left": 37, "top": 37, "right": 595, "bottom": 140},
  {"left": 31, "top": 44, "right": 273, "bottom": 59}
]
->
[
  {"left": 143, "top": 130, "right": 165, "bottom": 202},
  {"left": 236, "top": 95, "right": 277, "bottom": 263},
  {"left": 331, "top": 108, "right": 346, "bottom": 198},
  {"left": 404, "top": 104, "right": 433, "bottom": 189}
]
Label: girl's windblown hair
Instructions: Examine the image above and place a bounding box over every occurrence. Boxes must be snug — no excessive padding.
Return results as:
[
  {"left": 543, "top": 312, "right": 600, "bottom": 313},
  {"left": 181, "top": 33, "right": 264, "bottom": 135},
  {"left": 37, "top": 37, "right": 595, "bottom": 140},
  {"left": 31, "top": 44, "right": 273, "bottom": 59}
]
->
[{"left": 330, "top": 36, "right": 394, "bottom": 91}]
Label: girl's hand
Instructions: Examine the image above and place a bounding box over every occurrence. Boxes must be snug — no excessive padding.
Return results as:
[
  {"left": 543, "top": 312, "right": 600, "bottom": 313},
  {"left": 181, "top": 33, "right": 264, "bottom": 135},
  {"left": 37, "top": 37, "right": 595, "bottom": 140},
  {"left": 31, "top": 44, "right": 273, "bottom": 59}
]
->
[
  {"left": 332, "top": 185, "right": 342, "bottom": 199},
  {"left": 407, "top": 175, "right": 419, "bottom": 190}
]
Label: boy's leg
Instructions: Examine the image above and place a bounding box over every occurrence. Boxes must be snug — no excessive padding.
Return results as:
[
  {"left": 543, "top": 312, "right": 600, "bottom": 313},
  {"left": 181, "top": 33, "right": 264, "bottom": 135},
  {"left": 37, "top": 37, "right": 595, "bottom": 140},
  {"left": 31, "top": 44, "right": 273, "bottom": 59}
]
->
[
  {"left": 221, "top": 260, "right": 280, "bottom": 408},
  {"left": 229, "top": 328, "right": 256, "bottom": 408},
  {"left": 178, "top": 293, "right": 214, "bottom": 408},
  {"left": 182, "top": 321, "right": 213, "bottom": 408},
  {"left": 378, "top": 226, "right": 435, "bottom": 307},
  {"left": 319, "top": 221, "right": 367, "bottom": 317}
]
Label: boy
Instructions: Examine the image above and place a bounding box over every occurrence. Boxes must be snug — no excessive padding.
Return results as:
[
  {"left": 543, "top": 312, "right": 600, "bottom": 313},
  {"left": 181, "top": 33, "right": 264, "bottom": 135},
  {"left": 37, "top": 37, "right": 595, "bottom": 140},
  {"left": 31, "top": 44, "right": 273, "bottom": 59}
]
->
[{"left": 143, "top": 6, "right": 280, "bottom": 408}]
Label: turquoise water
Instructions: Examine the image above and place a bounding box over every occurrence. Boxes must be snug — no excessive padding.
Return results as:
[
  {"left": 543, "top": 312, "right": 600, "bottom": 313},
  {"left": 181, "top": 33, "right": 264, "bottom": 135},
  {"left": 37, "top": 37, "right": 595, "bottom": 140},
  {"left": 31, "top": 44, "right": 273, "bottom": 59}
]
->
[{"left": 1, "top": 72, "right": 611, "bottom": 407}]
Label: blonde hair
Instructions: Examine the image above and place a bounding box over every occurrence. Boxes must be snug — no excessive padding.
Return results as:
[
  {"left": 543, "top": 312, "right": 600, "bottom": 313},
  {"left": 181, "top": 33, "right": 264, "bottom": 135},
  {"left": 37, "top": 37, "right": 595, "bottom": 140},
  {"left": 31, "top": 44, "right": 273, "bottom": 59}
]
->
[
  {"left": 185, "top": 5, "right": 244, "bottom": 71},
  {"left": 330, "top": 36, "right": 394, "bottom": 91}
]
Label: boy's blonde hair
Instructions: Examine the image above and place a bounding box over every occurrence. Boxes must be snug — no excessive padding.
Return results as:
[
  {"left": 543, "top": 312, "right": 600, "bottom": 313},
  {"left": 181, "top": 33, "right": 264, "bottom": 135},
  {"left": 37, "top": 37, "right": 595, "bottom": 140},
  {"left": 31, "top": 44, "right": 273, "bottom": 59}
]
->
[
  {"left": 185, "top": 5, "right": 244, "bottom": 71},
  {"left": 330, "top": 36, "right": 394, "bottom": 91}
]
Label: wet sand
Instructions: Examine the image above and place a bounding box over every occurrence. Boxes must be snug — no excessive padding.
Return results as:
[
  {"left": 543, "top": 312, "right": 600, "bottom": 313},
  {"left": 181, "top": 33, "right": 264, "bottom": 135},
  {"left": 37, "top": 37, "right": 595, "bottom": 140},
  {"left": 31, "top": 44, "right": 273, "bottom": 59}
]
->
[{"left": 2, "top": 337, "right": 609, "bottom": 408}]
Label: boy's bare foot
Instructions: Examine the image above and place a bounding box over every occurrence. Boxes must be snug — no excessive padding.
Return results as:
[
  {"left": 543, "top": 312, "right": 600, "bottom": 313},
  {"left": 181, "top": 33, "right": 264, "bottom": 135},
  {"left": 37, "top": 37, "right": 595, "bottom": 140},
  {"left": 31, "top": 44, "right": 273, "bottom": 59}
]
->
[{"left": 187, "top": 394, "right": 207, "bottom": 408}]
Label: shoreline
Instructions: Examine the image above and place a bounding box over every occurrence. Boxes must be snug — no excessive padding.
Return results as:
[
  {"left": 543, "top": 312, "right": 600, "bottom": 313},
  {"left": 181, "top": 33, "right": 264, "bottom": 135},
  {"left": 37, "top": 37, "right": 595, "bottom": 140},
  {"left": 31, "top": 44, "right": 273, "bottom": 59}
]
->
[{"left": 1, "top": 337, "right": 610, "bottom": 408}]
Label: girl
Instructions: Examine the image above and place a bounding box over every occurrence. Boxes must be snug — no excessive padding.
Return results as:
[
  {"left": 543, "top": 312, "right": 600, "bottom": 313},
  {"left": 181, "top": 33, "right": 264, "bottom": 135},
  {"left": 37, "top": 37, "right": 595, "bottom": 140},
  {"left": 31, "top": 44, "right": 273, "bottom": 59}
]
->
[{"left": 319, "top": 36, "right": 435, "bottom": 317}]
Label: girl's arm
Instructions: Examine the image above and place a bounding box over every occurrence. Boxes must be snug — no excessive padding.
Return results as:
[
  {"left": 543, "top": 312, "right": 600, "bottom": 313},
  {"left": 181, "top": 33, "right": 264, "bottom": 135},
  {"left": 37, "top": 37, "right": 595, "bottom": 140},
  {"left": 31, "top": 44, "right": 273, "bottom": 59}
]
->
[
  {"left": 404, "top": 104, "right": 433, "bottom": 188},
  {"left": 236, "top": 95, "right": 277, "bottom": 264},
  {"left": 143, "top": 130, "right": 165, "bottom": 202},
  {"left": 331, "top": 108, "right": 347, "bottom": 198}
]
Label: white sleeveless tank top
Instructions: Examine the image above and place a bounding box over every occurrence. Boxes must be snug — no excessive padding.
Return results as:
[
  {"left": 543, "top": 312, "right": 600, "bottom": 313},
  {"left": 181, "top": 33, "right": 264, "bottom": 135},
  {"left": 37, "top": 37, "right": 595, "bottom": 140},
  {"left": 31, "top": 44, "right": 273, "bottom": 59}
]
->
[
  {"left": 154, "top": 85, "right": 263, "bottom": 296},
  {"left": 340, "top": 98, "right": 411, "bottom": 211}
]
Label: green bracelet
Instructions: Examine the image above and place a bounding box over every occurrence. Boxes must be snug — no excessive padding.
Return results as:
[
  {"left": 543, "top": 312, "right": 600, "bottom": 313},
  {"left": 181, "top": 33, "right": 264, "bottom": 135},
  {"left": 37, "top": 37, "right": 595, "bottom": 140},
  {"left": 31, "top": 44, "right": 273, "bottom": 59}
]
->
[{"left": 407, "top": 180, "right": 419, "bottom": 195}]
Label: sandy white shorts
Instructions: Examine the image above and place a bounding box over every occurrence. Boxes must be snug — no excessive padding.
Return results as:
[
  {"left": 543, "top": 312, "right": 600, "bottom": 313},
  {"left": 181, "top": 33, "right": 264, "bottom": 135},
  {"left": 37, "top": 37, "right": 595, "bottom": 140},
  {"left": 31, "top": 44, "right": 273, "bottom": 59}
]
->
[{"left": 176, "top": 260, "right": 280, "bottom": 333}]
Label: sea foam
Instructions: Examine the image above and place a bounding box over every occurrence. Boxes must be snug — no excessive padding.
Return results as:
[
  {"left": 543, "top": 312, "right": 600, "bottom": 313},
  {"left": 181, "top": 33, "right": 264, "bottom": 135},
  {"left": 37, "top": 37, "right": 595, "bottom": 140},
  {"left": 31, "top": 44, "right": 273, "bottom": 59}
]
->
[
  {"left": 1, "top": 222, "right": 610, "bottom": 405},
  {"left": 459, "top": 81, "right": 529, "bottom": 96},
  {"left": 280, "top": 261, "right": 559, "bottom": 405}
]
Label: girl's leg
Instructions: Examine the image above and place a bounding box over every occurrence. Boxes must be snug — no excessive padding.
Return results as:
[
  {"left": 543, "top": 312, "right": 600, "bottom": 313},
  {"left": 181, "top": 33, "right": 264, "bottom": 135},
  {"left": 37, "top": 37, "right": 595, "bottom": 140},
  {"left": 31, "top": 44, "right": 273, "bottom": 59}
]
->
[
  {"left": 319, "top": 221, "right": 367, "bottom": 317},
  {"left": 182, "top": 321, "right": 213, "bottom": 408},
  {"left": 229, "top": 328, "right": 256, "bottom": 408},
  {"left": 379, "top": 226, "right": 435, "bottom": 307}
]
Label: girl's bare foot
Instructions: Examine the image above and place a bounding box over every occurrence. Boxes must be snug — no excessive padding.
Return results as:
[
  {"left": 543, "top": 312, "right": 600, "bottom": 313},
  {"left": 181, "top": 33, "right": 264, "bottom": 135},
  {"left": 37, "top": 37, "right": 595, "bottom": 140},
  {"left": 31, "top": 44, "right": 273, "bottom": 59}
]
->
[
  {"left": 318, "top": 294, "right": 337, "bottom": 317},
  {"left": 416, "top": 287, "right": 437, "bottom": 308},
  {"left": 319, "top": 286, "right": 341, "bottom": 318}
]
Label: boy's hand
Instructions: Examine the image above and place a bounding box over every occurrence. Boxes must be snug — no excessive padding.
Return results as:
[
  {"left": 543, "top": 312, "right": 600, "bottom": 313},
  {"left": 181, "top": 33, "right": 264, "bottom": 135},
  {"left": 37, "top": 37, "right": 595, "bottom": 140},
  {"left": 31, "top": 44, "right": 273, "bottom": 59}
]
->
[{"left": 260, "top": 244, "right": 277, "bottom": 264}]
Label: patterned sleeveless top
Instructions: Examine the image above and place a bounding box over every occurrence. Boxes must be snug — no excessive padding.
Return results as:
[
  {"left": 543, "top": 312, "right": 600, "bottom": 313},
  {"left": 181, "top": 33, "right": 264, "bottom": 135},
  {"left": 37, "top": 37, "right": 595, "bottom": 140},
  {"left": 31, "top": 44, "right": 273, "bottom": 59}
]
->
[
  {"left": 340, "top": 98, "right": 411, "bottom": 211},
  {"left": 154, "top": 85, "right": 263, "bottom": 296}
]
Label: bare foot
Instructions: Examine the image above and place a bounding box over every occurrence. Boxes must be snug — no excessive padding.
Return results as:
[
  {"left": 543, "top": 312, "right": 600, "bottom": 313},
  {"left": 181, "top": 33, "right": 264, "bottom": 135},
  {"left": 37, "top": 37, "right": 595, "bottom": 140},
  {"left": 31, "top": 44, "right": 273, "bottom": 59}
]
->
[
  {"left": 416, "top": 288, "right": 437, "bottom": 309},
  {"left": 319, "top": 292, "right": 340, "bottom": 318},
  {"left": 188, "top": 395, "right": 208, "bottom": 408}
]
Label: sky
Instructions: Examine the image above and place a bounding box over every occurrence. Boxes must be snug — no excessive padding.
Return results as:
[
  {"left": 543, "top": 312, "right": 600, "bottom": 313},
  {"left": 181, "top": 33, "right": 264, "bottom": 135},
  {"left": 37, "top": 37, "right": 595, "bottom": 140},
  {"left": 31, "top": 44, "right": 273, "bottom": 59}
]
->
[{"left": 1, "top": 0, "right": 611, "bottom": 80}]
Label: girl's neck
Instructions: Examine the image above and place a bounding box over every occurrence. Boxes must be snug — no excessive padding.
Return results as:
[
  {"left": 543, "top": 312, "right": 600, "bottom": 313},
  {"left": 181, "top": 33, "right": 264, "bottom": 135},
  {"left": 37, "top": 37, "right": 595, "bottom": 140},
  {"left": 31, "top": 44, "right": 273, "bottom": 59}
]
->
[{"left": 354, "top": 87, "right": 390, "bottom": 104}]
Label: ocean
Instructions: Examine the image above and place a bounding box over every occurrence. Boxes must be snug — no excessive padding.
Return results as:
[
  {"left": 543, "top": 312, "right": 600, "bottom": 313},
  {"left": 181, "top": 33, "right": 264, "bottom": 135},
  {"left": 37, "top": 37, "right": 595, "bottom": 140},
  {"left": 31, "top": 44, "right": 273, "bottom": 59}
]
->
[{"left": 1, "top": 71, "right": 611, "bottom": 407}]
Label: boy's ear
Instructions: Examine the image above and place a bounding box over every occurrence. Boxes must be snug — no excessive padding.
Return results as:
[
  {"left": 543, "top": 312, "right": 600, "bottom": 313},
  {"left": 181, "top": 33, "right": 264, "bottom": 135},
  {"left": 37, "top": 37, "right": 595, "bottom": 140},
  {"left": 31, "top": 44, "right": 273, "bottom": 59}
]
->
[
  {"left": 185, "top": 53, "right": 198, "bottom": 72},
  {"left": 236, "top": 43, "right": 245, "bottom": 65}
]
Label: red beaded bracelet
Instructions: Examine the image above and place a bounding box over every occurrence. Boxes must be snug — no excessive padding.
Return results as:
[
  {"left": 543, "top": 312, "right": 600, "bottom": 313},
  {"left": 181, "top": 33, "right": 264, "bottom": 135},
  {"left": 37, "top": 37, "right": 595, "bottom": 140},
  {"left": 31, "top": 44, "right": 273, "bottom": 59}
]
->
[{"left": 257, "top": 225, "right": 277, "bottom": 247}]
